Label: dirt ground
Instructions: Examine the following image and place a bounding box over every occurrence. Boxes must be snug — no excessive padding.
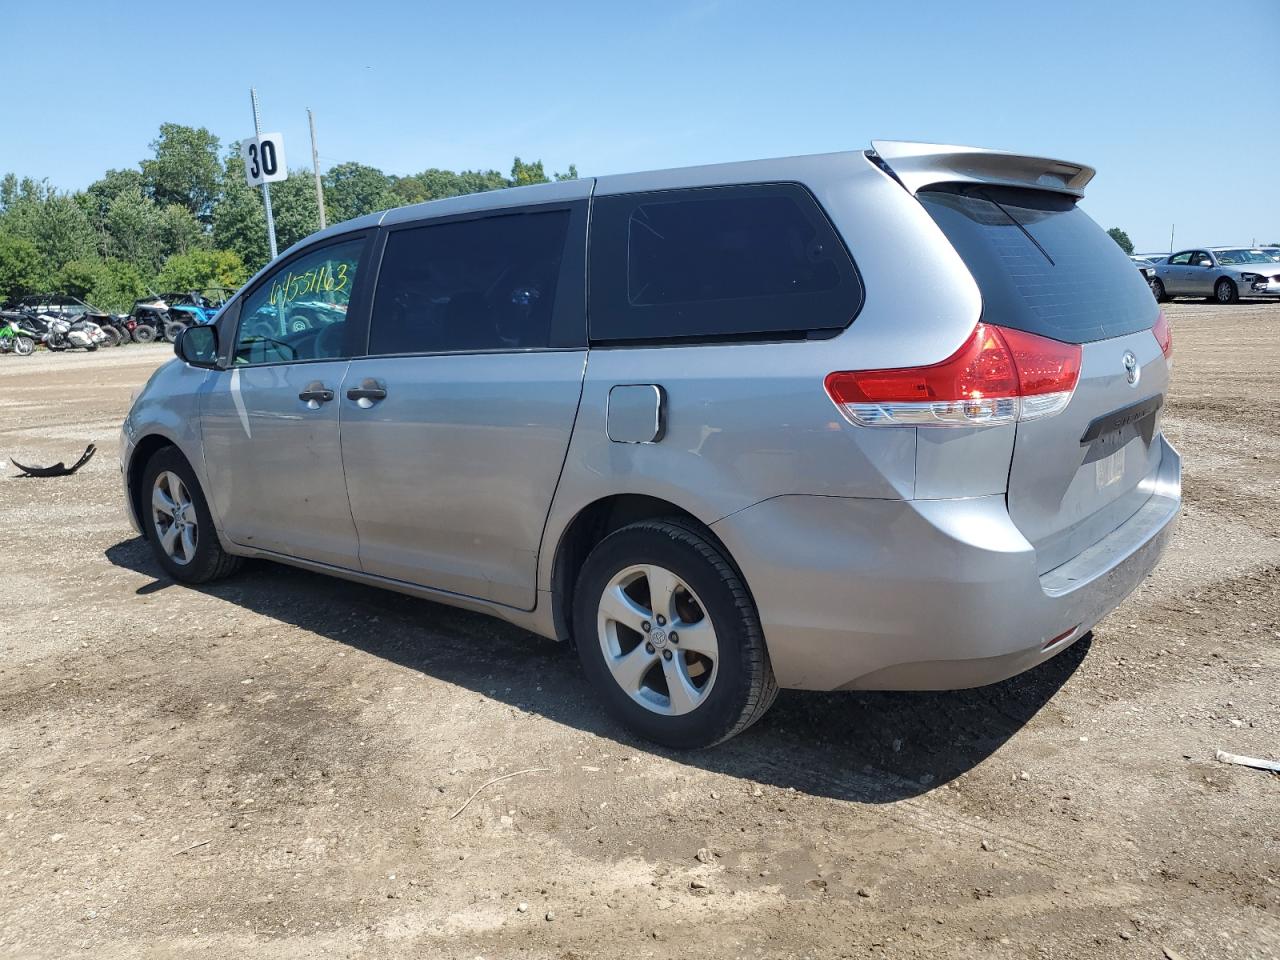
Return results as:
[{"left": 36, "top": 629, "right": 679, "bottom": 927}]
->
[{"left": 0, "top": 301, "right": 1277, "bottom": 960}]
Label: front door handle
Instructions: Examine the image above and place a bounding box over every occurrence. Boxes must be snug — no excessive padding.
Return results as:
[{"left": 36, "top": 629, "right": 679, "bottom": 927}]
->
[
  {"left": 346, "top": 378, "right": 388, "bottom": 406},
  {"left": 298, "top": 382, "right": 334, "bottom": 407}
]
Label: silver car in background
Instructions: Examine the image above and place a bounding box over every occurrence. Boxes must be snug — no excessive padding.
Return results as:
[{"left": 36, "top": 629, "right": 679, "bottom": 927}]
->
[
  {"left": 1152, "top": 247, "right": 1280, "bottom": 303},
  {"left": 121, "top": 141, "right": 1180, "bottom": 748}
]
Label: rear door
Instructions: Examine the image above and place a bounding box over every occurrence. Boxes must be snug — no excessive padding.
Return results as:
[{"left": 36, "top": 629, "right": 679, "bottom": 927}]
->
[
  {"left": 339, "top": 198, "right": 589, "bottom": 609},
  {"left": 916, "top": 183, "right": 1168, "bottom": 573}
]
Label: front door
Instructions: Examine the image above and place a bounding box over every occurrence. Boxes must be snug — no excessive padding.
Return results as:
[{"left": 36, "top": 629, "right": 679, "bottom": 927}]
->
[
  {"left": 200, "top": 234, "right": 372, "bottom": 569},
  {"left": 1163, "top": 251, "right": 1193, "bottom": 293},
  {"left": 1186, "top": 250, "right": 1214, "bottom": 295},
  {"left": 340, "top": 199, "right": 590, "bottom": 609}
]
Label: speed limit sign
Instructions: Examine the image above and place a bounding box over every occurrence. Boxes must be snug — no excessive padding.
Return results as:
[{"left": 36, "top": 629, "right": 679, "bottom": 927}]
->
[{"left": 240, "top": 132, "right": 288, "bottom": 186}]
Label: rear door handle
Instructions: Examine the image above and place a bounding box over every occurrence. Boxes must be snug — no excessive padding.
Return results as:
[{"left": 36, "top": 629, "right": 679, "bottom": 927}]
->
[
  {"left": 347, "top": 379, "right": 388, "bottom": 405},
  {"left": 298, "top": 382, "right": 334, "bottom": 406}
]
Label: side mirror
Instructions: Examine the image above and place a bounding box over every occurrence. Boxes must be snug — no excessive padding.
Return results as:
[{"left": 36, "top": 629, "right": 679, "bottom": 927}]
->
[
  {"left": 1198, "top": 259, "right": 1213, "bottom": 267},
  {"left": 175, "top": 324, "right": 219, "bottom": 368}
]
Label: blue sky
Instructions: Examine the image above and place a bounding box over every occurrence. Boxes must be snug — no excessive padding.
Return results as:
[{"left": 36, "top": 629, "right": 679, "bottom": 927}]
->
[{"left": 4, "top": 0, "right": 1277, "bottom": 252}]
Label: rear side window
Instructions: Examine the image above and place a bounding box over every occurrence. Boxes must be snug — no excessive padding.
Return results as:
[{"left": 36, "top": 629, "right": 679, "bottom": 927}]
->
[
  {"left": 589, "top": 183, "right": 862, "bottom": 343},
  {"left": 919, "top": 185, "right": 1156, "bottom": 343},
  {"left": 370, "top": 210, "right": 572, "bottom": 355}
]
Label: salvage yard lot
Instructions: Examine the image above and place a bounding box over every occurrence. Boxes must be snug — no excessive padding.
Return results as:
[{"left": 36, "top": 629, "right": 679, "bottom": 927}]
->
[{"left": 1, "top": 301, "right": 1277, "bottom": 960}]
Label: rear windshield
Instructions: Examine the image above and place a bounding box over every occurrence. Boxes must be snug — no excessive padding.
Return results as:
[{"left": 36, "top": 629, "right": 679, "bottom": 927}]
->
[{"left": 919, "top": 185, "right": 1157, "bottom": 343}]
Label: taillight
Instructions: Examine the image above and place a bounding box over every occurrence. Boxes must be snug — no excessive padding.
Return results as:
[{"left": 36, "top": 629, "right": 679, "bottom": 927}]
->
[
  {"left": 1152, "top": 311, "right": 1172, "bottom": 360},
  {"left": 824, "top": 323, "right": 1081, "bottom": 428}
]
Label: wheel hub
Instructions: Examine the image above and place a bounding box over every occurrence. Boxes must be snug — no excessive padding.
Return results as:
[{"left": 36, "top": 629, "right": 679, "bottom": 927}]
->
[{"left": 596, "top": 563, "right": 719, "bottom": 717}]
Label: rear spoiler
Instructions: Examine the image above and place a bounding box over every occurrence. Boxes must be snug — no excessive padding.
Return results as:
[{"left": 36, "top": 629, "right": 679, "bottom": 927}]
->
[{"left": 870, "top": 140, "right": 1095, "bottom": 198}]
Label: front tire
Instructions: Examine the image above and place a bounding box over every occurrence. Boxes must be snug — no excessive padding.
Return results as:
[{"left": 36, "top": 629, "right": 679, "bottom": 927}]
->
[
  {"left": 1214, "top": 278, "right": 1239, "bottom": 304},
  {"left": 1151, "top": 278, "right": 1169, "bottom": 302},
  {"left": 101, "top": 326, "right": 121, "bottom": 347},
  {"left": 573, "top": 519, "right": 777, "bottom": 748},
  {"left": 141, "top": 447, "right": 242, "bottom": 584},
  {"left": 14, "top": 336, "right": 34, "bottom": 356},
  {"left": 132, "top": 324, "right": 157, "bottom": 343}
]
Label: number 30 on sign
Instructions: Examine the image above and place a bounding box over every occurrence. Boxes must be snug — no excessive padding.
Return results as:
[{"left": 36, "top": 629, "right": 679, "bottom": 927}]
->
[{"left": 240, "top": 133, "right": 288, "bottom": 187}]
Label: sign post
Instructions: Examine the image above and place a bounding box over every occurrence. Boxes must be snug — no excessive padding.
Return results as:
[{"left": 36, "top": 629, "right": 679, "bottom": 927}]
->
[{"left": 241, "top": 88, "right": 288, "bottom": 260}]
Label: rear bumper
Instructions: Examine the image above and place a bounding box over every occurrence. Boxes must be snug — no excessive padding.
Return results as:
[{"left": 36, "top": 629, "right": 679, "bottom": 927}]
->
[{"left": 711, "top": 436, "right": 1181, "bottom": 691}]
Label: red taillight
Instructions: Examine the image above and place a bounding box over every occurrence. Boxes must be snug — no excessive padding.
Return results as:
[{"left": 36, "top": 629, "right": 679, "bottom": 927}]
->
[
  {"left": 1152, "top": 311, "right": 1172, "bottom": 360},
  {"left": 825, "top": 324, "right": 1081, "bottom": 427}
]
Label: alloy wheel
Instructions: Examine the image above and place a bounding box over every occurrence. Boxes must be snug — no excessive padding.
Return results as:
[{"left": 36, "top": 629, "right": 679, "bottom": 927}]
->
[
  {"left": 151, "top": 470, "right": 198, "bottom": 566},
  {"left": 596, "top": 564, "right": 719, "bottom": 716}
]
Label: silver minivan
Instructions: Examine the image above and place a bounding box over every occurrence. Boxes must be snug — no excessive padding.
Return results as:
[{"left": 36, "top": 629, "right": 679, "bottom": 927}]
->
[{"left": 121, "top": 141, "right": 1180, "bottom": 748}]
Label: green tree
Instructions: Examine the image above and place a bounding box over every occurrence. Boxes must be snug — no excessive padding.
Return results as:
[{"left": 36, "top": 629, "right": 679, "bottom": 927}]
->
[
  {"left": 1, "top": 191, "right": 97, "bottom": 279},
  {"left": 391, "top": 167, "right": 507, "bottom": 205},
  {"left": 555, "top": 164, "right": 580, "bottom": 182},
  {"left": 55, "top": 258, "right": 146, "bottom": 311},
  {"left": 156, "top": 248, "right": 248, "bottom": 294},
  {"left": 80, "top": 168, "right": 147, "bottom": 238},
  {"left": 103, "top": 188, "right": 165, "bottom": 273},
  {"left": 324, "top": 162, "right": 397, "bottom": 223},
  {"left": 159, "top": 204, "right": 206, "bottom": 258},
  {"left": 212, "top": 153, "right": 271, "bottom": 270},
  {"left": 510, "top": 157, "right": 548, "bottom": 186},
  {"left": 1107, "top": 227, "right": 1134, "bottom": 255},
  {"left": 141, "top": 123, "right": 222, "bottom": 222},
  {"left": 0, "top": 235, "right": 41, "bottom": 301}
]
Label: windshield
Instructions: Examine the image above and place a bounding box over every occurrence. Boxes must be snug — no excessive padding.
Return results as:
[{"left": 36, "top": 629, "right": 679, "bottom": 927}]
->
[{"left": 1213, "top": 249, "right": 1275, "bottom": 265}]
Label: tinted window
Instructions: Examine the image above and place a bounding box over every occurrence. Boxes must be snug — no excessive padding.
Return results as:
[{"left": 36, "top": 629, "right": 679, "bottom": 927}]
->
[
  {"left": 919, "top": 185, "right": 1156, "bottom": 343},
  {"left": 590, "top": 183, "right": 862, "bottom": 343},
  {"left": 234, "top": 236, "right": 366, "bottom": 365},
  {"left": 370, "top": 210, "right": 572, "bottom": 355}
]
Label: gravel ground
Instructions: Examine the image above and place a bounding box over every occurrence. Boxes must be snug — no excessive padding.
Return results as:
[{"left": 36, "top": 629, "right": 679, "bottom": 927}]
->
[{"left": 0, "top": 302, "right": 1277, "bottom": 960}]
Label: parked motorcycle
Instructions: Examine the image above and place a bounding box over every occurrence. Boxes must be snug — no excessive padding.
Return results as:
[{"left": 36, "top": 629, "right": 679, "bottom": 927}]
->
[
  {"left": 29, "top": 314, "right": 99, "bottom": 351},
  {"left": 0, "top": 317, "right": 36, "bottom": 356}
]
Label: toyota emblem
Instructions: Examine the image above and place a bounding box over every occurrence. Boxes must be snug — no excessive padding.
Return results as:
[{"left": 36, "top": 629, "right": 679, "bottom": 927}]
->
[{"left": 1122, "top": 351, "right": 1139, "bottom": 386}]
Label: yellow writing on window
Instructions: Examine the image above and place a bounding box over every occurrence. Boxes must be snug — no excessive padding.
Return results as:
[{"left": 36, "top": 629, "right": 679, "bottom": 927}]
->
[{"left": 268, "top": 262, "right": 350, "bottom": 307}]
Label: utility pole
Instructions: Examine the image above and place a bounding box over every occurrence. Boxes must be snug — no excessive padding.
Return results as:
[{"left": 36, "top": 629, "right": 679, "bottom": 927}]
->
[
  {"left": 250, "top": 88, "right": 278, "bottom": 260},
  {"left": 308, "top": 108, "right": 327, "bottom": 230},
  {"left": 1168, "top": 223, "right": 1175, "bottom": 254}
]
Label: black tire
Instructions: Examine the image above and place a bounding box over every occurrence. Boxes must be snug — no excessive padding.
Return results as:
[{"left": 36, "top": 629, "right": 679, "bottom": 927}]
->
[
  {"left": 132, "top": 324, "right": 157, "bottom": 344},
  {"left": 14, "top": 336, "right": 34, "bottom": 356},
  {"left": 573, "top": 519, "right": 777, "bottom": 749},
  {"left": 1150, "top": 278, "right": 1169, "bottom": 302},
  {"left": 85, "top": 342, "right": 98, "bottom": 352},
  {"left": 1214, "top": 278, "right": 1239, "bottom": 304},
  {"left": 140, "top": 447, "right": 242, "bottom": 584},
  {"left": 101, "top": 326, "right": 121, "bottom": 347}
]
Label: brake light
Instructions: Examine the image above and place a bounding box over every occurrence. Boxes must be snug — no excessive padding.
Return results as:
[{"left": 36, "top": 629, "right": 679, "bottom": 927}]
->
[
  {"left": 824, "top": 324, "right": 1081, "bottom": 428},
  {"left": 1152, "top": 311, "right": 1172, "bottom": 360}
]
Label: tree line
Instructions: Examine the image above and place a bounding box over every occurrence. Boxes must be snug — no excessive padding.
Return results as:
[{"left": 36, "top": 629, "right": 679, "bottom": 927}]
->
[{"left": 0, "top": 122, "right": 577, "bottom": 311}]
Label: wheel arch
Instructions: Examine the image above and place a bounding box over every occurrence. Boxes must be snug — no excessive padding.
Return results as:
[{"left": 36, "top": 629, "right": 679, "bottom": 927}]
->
[
  {"left": 127, "top": 434, "right": 181, "bottom": 531},
  {"left": 549, "top": 493, "right": 751, "bottom": 648}
]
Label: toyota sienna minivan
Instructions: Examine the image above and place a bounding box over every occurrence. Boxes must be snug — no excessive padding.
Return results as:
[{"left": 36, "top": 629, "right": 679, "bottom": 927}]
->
[{"left": 121, "top": 140, "right": 1180, "bottom": 748}]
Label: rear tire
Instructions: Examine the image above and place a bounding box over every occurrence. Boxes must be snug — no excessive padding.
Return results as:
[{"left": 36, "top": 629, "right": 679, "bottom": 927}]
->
[
  {"left": 141, "top": 447, "right": 242, "bottom": 584},
  {"left": 132, "top": 324, "right": 156, "bottom": 343},
  {"left": 573, "top": 519, "right": 777, "bottom": 749},
  {"left": 1150, "top": 278, "right": 1169, "bottom": 302},
  {"left": 101, "top": 327, "right": 121, "bottom": 347},
  {"left": 1214, "top": 278, "right": 1239, "bottom": 304},
  {"left": 14, "top": 336, "right": 34, "bottom": 356}
]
